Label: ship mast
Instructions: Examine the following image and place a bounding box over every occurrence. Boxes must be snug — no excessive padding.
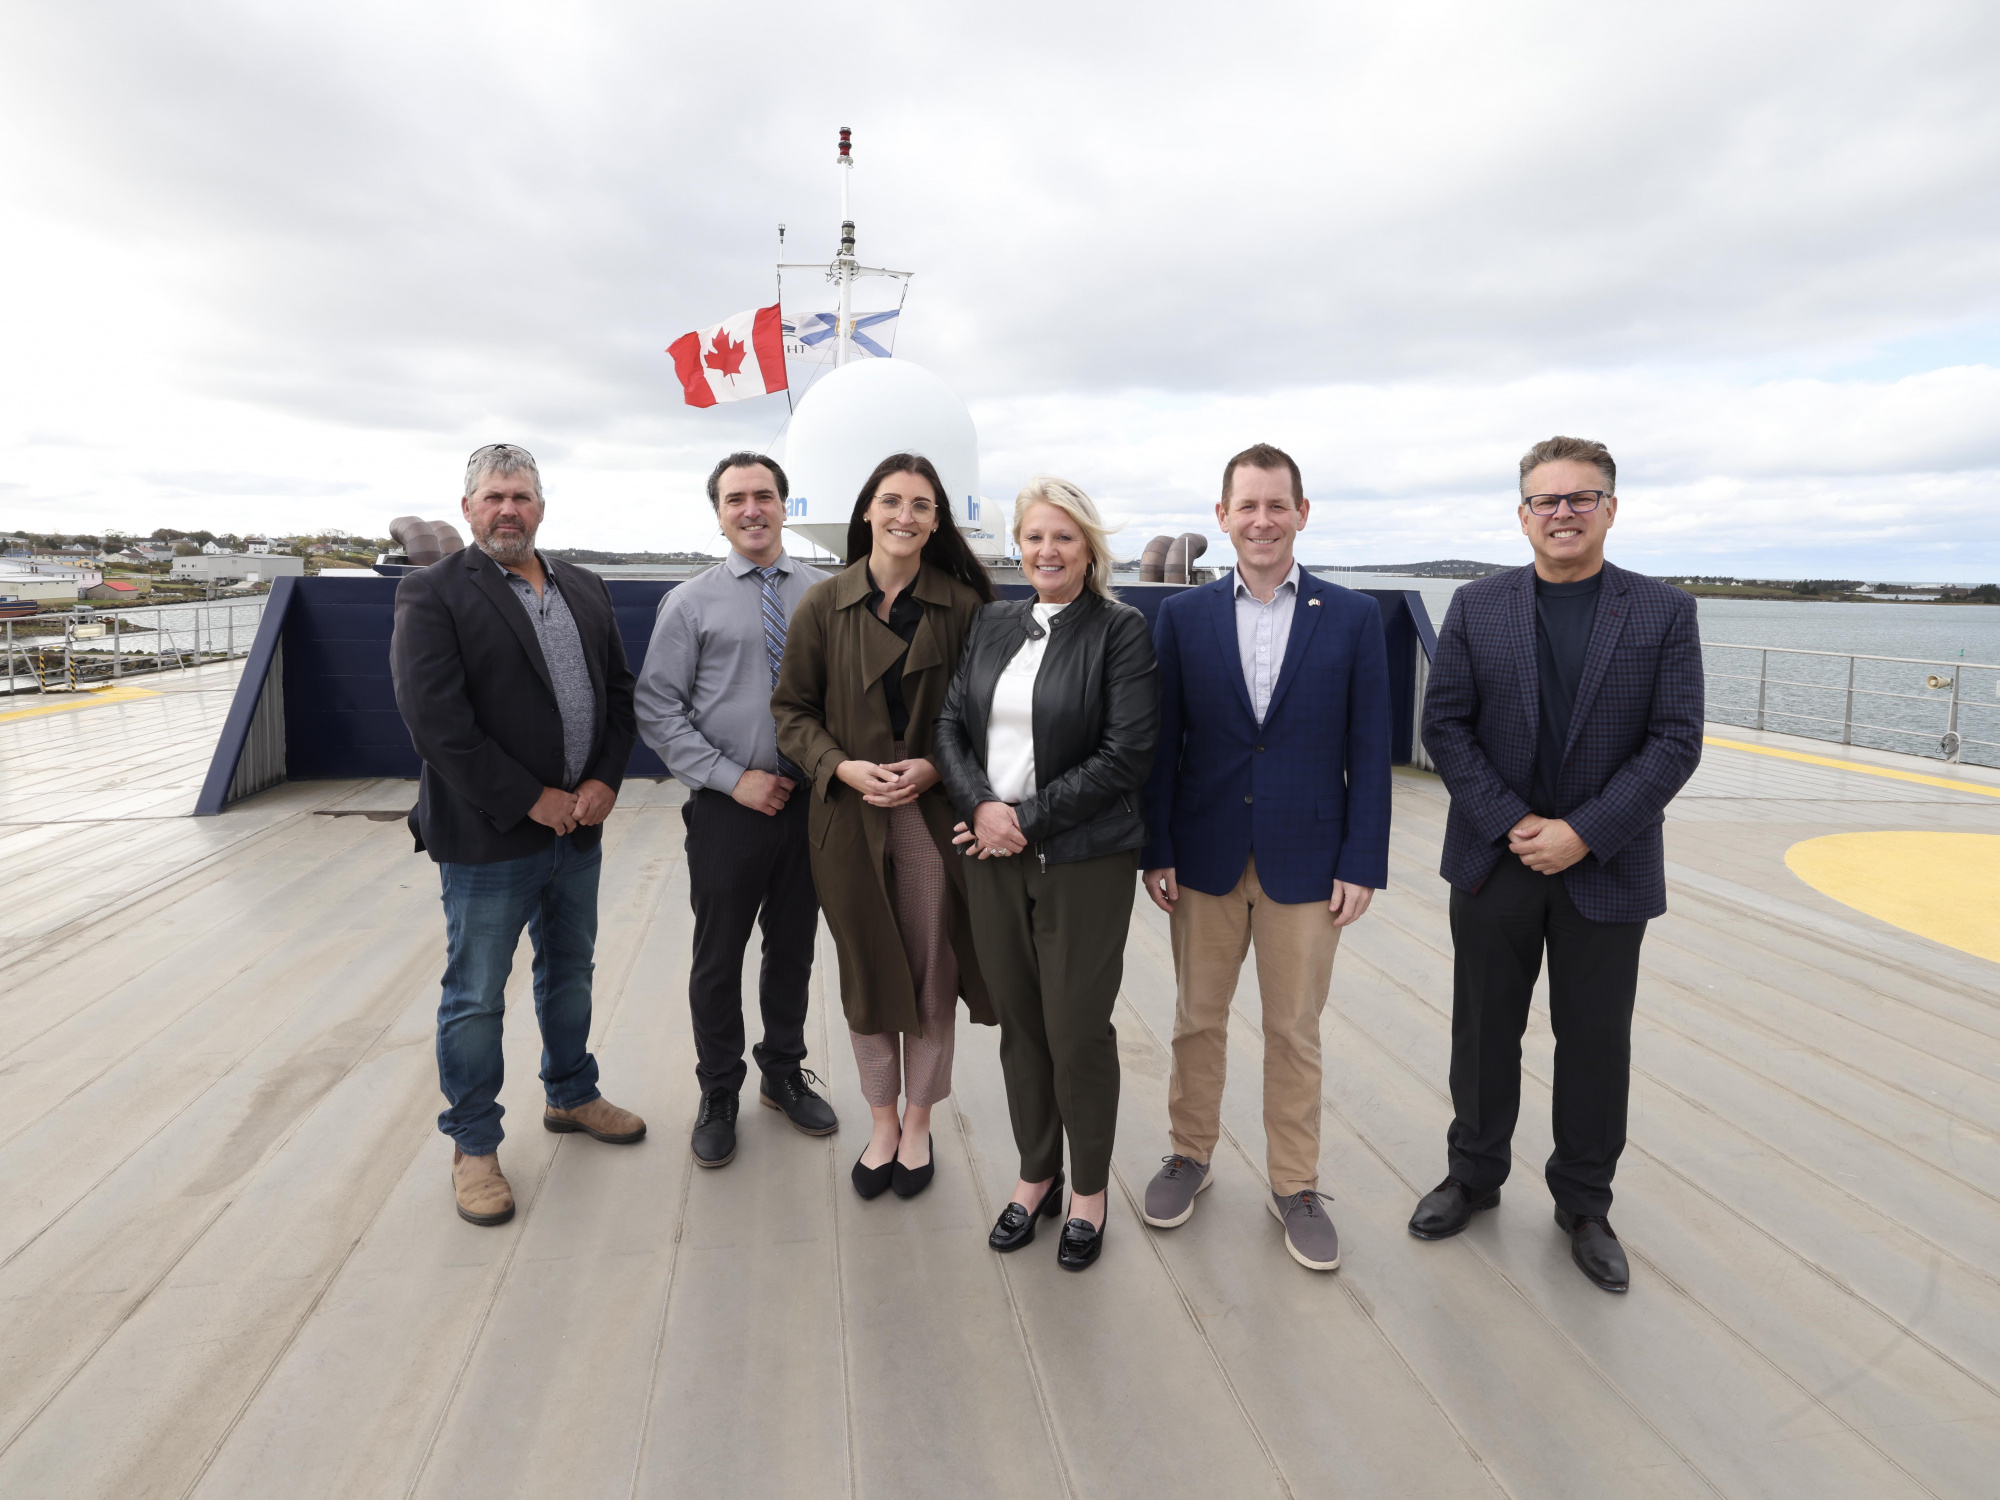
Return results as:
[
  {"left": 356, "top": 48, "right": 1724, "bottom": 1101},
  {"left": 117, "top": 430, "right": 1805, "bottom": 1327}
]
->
[{"left": 778, "top": 127, "right": 910, "bottom": 369}]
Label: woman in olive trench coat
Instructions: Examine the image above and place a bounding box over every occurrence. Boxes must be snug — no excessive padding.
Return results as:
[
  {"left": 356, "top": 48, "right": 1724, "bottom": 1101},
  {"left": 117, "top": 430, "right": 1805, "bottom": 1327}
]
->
[{"left": 772, "top": 452, "right": 994, "bottom": 1201}]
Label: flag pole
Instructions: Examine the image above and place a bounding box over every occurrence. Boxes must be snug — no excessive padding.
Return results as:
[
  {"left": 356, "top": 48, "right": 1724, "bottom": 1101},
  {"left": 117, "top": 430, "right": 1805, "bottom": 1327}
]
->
[
  {"left": 776, "top": 223, "right": 793, "bottom": 414},
  {"left": 836, "top": 127, "right": 854, "bottom": 370}
]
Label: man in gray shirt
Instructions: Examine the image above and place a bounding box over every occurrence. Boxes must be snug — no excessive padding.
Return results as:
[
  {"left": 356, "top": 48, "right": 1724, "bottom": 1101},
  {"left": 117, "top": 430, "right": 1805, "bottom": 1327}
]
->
[{"left": 635, "top": 452, "right": 837, "bottom": 1167}]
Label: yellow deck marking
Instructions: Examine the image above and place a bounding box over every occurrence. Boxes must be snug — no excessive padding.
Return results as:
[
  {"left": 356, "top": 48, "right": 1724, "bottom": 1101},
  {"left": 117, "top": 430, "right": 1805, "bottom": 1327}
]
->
[
  {"left": 1785, "top": 832, "right": 2000, "bottom": 964},
  {"left": 1704, "top": 735, "right": 2000, "bottom": 800},
  {"left": 0, "top": 683, "right": 160, "bottom": 723}
]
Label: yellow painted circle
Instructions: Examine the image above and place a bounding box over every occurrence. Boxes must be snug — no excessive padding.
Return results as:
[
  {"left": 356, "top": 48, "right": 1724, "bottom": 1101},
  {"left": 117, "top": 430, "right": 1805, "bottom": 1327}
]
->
[{"left": 1784, "top": 832, "right": 2000, "bottom": 965}]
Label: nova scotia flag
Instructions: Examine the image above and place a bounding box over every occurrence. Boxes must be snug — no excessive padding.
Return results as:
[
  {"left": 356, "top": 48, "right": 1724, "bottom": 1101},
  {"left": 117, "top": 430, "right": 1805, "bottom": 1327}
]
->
[{"left": 782, "top": 309, "right": 899, "bottom": 361}]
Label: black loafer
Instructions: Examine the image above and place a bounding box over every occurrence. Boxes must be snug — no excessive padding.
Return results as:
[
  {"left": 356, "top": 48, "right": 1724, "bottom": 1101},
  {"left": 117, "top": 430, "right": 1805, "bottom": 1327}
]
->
[
  {"left": 891, "top": 1133, "right": 935, "bottom": 1199},
  {"left": 1555, "top": 1207, "right": 1629, "bottom": 1292},
  {"left": 989, "top": 1169, "right": 1066, "bottom": 1252},
  {"left": 1056, "top": 1214, "right": 1104, "bottom": 1271},
  {"left": 852, "top": 1152, "right": 895, "bottom": 1200},
  {"left": 690, "top": 1088, "right": 738, "bottom": 1168},
  {"left": 1408, "top": 1177, "right": 1500, "bottom": 1240},
  {"left": 760, "top": 1067, "right": 838, "bottom": 1136}
]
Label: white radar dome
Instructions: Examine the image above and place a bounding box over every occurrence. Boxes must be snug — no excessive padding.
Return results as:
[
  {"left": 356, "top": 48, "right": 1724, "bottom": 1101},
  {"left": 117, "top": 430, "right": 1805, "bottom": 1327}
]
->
[{"left": 783, "top": 358, "right": 983, "bottom": 561}]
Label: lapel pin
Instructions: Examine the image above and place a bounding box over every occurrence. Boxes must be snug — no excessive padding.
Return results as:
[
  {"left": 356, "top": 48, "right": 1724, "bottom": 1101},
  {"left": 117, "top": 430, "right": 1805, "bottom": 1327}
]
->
[{"left": 1308, "top": 598, "right": 1321, "bottom": 606}]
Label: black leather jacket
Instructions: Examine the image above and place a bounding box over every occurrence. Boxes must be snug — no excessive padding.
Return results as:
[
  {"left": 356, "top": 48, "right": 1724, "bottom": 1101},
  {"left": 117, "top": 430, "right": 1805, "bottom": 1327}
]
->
[{"left": 934, "top": 589, "right": 1160, "bottom": 867}]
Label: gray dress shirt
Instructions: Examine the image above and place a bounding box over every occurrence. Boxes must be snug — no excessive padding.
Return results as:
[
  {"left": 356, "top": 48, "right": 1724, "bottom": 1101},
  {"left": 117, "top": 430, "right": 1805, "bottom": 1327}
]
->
[
  {"left": 1233, "top": 562, "right": 1300, "bottom": 724},
  {"left": 635, "top": 548, "right": 827, "bottom": 793},
  {"left": 504, "top": 560, "right": 595, "bottom": 789}
]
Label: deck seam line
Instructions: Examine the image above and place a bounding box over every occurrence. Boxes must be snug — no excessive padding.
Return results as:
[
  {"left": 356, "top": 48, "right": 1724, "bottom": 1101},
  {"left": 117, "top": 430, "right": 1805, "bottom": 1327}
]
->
[
  {"left": 1179, "top": 948, "right": 1733, "bottom": 1498},
  {"left": 813, "top": 949, "right": 859, "bottom": 1500},
  {"left": 0, "top": 805, "right": 331, "bottom": 986},
  {"left": 401, "top": 1137, "right": 568, "bottom": 1500},
  {"left": 626, "top": 1130, "right": 696, "bottom": 1499},
  {"left": 1109, "top": 974, "right": 1510, "bottom": 1499},
  {"left": 952, "top": 1095, "right": 1080, "bottom": 1500},
  {"left": 1332, "top": 938, "right": 2000, "bottom": 1408},
  {"left": 0, "top": 937, "right": 437, "bottom": 1275},
  {"left": 0, "top": 828, "right": 421, "bottom": 1136},
  {"left": 1367, "top": 897, "right": 2000, "bottom": 1218},
  {"left": 0, "top": 988, "right": 414, "bottom": 1470},
  {"left": 175, "top": 1125, "right": 433, "bottom": 1500}
]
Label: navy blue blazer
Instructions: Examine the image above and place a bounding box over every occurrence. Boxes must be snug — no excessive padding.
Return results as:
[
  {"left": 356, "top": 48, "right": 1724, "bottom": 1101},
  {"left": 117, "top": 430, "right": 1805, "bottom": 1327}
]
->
[
  {"left": 1141, "top": 569, "right": 1393, "bottom": 902},
  {"left": 1420, "top": 560, "right": 1704, "bottom": 923}
]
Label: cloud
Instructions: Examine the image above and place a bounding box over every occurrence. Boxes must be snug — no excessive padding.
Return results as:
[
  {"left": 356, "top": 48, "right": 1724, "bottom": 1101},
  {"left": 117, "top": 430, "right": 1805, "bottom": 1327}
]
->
[{"left": 0, "top": 1, "right": 1995, "bottom": 576}]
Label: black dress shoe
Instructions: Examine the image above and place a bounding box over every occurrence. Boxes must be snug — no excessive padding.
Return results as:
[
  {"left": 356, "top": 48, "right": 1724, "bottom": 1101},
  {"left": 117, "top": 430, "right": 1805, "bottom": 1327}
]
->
[
  {"left": 852, "top": 1152, "right": 895, "bottom": 1200},
  {"left": 891, "top": 1134, "right": 935, "bottom": 1199},
  {"left": 1555, "top": 1208, "right": 1630, "bottom": 1293},
  {"left": 988, "top": 1169, "right": 1066, "bottom": 1252},
  {"left": 759, "top": 1067, "right": 839, "bottom": 1136},
  {"left": 690, "top": 1089, "right": 738, "bottom": 1168},
  {"left": 1408, "top": 1177, "right": 1500, "bottom": 1240},
  {"left": 1056, "top": 1213, "right": 1104, "bottom": 1271}
]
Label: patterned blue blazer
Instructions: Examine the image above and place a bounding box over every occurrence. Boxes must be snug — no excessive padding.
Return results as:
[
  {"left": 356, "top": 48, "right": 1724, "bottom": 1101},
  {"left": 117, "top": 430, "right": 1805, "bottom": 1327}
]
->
[
  {"left": 1420, "top": 560, "right": 1704, "bottom": 923},
  {"left": 1141, "top": 569, "right": 1393, "bottom": 902}
]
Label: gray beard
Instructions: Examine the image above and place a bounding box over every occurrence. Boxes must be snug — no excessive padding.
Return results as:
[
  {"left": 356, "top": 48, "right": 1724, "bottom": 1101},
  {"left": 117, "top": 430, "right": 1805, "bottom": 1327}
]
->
[{"left": 476, "top": 528, "right": 536, "bottom": 566}]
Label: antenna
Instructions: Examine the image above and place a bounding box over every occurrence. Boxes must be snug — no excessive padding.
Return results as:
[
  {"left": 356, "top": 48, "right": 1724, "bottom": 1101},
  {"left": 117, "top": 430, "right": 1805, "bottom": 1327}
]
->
[{"left": 836, "top": 127, "right": 855, "bottom": 368}]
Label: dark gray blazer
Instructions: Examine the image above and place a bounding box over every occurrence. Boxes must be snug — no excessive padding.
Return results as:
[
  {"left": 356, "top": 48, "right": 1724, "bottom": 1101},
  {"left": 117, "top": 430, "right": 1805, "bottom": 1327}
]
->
[
  {"left": 1420, "top": 560, "right": 1704, "bottom": 923},
  {"left": 391, "top": 547, "right": 636, "bottom": 864}
]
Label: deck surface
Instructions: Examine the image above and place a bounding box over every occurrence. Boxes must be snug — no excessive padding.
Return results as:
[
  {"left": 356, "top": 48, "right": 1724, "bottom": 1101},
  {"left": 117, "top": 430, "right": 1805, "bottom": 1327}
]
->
[{"left": 2, "top": 663, "right": 1998, "bottom": 1499}]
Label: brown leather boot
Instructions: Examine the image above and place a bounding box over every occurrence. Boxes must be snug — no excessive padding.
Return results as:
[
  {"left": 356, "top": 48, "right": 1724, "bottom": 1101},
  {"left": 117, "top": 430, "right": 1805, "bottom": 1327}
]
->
[
  {"left": 452, "top": 1147, "right": 515, "bottom": 1226},
  {"left": 544, "top": 1095, "right": 647, "bottom": 1144}
]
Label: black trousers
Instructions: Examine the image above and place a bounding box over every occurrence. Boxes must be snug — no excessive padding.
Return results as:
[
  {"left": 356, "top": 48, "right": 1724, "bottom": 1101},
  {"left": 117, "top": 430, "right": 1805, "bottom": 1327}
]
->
[
  {"left": 965, "top": 849, "right": 1136, "bottom": 1196},
  {"left": 1446, "top": 851, "right": 1647, "bottom": 1217},
  {"left": 682, "top": 788, "right": 819, "bottom": 1094}
]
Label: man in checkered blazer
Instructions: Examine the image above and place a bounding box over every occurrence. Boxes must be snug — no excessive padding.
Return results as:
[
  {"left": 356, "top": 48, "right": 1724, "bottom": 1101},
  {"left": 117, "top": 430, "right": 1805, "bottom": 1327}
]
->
[{"left": 1409, "top": 436, "right": 1703, "bottom": 1293}]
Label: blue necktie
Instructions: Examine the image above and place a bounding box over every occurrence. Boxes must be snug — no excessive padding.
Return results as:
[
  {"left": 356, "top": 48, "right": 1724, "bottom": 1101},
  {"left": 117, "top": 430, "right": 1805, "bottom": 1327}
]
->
[{"left": 759, "top": 565, "right": 802, "bottom": 781}]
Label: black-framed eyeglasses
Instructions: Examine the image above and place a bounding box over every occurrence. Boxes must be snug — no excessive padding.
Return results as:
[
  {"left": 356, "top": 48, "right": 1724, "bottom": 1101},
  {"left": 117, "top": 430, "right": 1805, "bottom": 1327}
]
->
[{"left": 1523, "top": 489, "right": 1609, "bottom": 515}]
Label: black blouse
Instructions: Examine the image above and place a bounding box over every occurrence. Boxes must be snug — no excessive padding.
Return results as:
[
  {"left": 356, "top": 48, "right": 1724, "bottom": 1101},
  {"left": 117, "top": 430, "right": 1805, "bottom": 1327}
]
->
[{"left": 863, "top": 566, "right": 925, "bottom": 741}]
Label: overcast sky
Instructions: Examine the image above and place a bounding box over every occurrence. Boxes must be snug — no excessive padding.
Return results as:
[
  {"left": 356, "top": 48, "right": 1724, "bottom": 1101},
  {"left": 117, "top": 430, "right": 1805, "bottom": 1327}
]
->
[{"left": 2, "top": 2, "right": 1997, "bottom": 578}]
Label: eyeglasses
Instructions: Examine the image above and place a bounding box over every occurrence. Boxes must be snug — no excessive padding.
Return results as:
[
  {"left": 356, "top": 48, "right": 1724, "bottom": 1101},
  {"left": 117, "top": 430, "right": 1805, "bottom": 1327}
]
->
[
  {"left": 874, "top": 497, "right": 936, "bottom": 519},
  {"left": 1523, "top": 490, "right": 1609, "bottom": 515}
]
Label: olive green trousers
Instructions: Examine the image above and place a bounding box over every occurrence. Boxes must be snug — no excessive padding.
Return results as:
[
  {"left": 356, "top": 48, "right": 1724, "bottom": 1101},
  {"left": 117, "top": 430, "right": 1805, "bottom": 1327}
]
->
[{"left": 964, "top": 849, "right": 1138, "bottom": 1196}]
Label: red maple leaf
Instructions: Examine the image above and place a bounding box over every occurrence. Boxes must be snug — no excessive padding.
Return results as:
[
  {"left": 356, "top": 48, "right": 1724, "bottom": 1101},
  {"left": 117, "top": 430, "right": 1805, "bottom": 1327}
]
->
[{"left": 704, "top": 328, "right": 748, "bottom": 379}]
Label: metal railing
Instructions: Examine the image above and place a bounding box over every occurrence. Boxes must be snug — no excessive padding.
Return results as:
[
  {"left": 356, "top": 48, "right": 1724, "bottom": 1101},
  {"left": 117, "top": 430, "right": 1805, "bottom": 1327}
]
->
[
  {"left": 1702, "top": 642, "right": 2000, "bottom": 767},
  {"left": 1, "top": 601, "right": 268, "bottom": 695}
]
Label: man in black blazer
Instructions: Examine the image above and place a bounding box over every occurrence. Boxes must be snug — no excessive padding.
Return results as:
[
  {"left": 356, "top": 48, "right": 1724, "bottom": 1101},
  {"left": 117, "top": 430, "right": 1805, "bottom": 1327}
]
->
[
  {"left": 1412, "top": 436, "right": 1703, "bottom": 1292},
  {"left": 391, "top": 443, "right": 646, "bottom": 1227}
]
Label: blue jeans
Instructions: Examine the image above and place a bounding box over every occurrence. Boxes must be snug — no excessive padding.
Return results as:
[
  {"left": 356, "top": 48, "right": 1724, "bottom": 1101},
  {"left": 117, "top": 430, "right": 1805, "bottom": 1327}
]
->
[{"left": 435, "top": 835, "right": 602, "bottom": 1155}]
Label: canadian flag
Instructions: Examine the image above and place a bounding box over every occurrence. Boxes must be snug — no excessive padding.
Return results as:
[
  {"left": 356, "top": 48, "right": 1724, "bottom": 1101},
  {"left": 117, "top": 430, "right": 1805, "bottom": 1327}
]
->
[{"left": 668, "top": 304, "right": 787, "bottom": 407}]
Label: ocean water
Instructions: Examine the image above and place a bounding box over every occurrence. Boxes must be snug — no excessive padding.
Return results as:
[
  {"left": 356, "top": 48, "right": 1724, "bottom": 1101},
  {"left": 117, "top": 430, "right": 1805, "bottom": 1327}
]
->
[{"left": 1342, "top": 573, "right": 2000, "bottom": 769}]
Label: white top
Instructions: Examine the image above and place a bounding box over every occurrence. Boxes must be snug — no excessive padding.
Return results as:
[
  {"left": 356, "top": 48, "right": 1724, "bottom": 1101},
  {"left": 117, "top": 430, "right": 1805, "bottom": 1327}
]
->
[
  {"left": 984, "top": 600, "right": 1071, "bottom": 805},
  {"left": 1233, "top": 563, "right": 1300, "bottom": 723}
]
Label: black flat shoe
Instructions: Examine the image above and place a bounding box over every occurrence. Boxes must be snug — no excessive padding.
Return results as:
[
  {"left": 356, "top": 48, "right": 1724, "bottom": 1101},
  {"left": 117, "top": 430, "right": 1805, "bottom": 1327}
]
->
[
  {"left": 988, "top": 1169, "right": 1066, "bottom": 1252},
  {"left": 1408, "top": 1177, "right": 1500, "bottom": 1240},
  {"left": 891, "top": 1133, "right": 935, "bottom": 1199},
  {"left": 852, "top": 1152, "right": 895, "bottom": 1200},
  {"left": 1555, "top": 1207, "right": 1630, "bottom": 1293},
  {"left": 1056, "top": 1213, "right": 1104, "bottom": 1271}
]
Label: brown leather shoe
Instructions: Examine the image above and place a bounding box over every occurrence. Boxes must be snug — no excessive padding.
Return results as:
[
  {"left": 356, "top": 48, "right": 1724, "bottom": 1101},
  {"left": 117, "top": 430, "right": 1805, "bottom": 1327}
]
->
[
  {"left": 453, "top": 1147, "right": 515, "bottom": 1226},
  {"left": 544, "top": 1095, "right": 647, "bottom": 1144}
]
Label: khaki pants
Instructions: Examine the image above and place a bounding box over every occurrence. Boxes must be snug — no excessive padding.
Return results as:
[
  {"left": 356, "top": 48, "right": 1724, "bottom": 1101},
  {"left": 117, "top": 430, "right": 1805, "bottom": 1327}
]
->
[{"left": 1167, "top": 856, "right": 1339, "bottom": 1196}]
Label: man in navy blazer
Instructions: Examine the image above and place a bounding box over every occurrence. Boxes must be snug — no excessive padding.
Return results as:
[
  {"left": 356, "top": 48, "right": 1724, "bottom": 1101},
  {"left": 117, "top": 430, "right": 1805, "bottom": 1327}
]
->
[
  {"left": 1138, "top": 443, "right": 1392, "bottom": 1273},
  {"left": 1411, "top": 435, "right": 1703, "bottom": 1293}
]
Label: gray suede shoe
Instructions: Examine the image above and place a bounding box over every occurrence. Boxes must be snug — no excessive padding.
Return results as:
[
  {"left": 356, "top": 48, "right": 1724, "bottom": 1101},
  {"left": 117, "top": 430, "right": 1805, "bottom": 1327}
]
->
[
  {"left": 1142, "top": 1154, "right": 1212, "bottom": 1228},
  {"left": 1270, "top": 1189, "right": 1341, "bottom": 1270}
]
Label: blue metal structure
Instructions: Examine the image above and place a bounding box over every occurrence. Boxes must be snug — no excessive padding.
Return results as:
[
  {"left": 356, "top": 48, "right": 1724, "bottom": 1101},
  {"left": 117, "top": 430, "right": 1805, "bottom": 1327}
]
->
[{"left": 196, "top": 575, "right": 1435, "bottom": 814}]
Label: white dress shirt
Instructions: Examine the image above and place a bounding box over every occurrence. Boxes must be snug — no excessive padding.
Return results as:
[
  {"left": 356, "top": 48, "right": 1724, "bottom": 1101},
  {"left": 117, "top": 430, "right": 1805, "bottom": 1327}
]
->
[
  {"left": 985, "top": 599, "right": 1071, "bottom": 804},
  {"left": 1233, "top": 563, "right": 1300, "bottom": 723}
]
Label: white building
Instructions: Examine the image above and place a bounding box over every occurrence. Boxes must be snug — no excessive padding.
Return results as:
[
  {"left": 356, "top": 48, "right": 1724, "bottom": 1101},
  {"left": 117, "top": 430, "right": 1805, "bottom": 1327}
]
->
[
  {"left": 0, "top": 570, "right": 79, "bottom": 604},
  {"left": 171, "top": 553, "right": 306, "bottom": 585}
]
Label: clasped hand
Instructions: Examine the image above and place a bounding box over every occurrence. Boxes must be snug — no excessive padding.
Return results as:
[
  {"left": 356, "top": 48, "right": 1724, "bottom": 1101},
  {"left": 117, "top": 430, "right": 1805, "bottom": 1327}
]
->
[
  {"left": 837, "top": 756, "right": 939, "bottom": 808},
  {"left": 952, "top": 801, "right": 1027, "bottom": 859},
  {"left": 527, "top": 779, "right": 617, "bottom": 837},
  {"left": 1508, "top": 813, "right": 1588, "bottom": 874}
]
